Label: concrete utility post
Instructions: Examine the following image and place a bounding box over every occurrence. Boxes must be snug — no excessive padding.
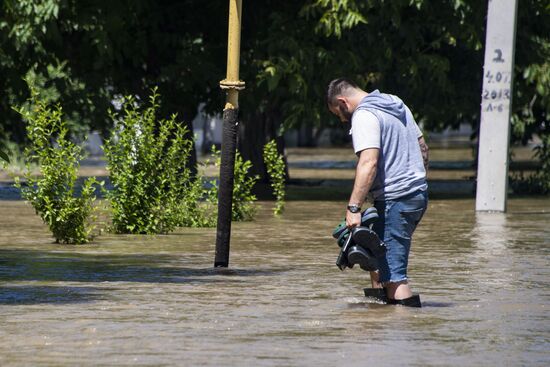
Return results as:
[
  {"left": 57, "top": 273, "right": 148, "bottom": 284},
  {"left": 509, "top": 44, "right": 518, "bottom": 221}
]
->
[
  {"left": 215, "top": 0, "right": 245, "bottom": 267},
  {"left": 476, "top": 0, "right": 518, "bottom": 212}
]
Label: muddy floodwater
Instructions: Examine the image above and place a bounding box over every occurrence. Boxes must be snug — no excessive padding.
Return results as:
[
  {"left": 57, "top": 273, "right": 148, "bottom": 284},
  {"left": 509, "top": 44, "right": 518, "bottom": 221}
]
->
[{"left": 0, "top": 198, "right": 549, "bottom": 366}]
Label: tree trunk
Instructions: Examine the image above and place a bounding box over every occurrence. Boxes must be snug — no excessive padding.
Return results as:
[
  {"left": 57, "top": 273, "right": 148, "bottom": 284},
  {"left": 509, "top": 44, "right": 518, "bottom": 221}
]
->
[{"left": 173, "top": 104, "right": 198, "bottom": 176}]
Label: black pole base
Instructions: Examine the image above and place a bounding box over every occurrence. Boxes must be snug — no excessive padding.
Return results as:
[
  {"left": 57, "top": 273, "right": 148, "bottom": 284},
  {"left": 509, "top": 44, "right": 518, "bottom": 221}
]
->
[{"left": 214, "top": 107, "right": 239, "bottom": 268}]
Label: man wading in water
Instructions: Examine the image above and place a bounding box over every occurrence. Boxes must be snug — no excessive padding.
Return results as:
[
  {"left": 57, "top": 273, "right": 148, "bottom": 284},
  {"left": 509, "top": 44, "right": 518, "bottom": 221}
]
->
[{"left": 327, "top": 78, "right": 429, "bottom": 305}]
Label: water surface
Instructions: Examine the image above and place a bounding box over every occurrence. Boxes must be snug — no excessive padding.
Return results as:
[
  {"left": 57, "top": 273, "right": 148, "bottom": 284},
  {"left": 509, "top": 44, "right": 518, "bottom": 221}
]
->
[{"left": 1, "top": 198, "right": 549, "bottom": 366}]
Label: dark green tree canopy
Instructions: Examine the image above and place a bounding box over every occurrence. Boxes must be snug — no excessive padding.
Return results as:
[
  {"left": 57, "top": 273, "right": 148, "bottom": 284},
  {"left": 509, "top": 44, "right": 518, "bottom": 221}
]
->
[
  {"left": 1, "top": 0, "right": 548, "bottom": 155},
  {"left": 1, "top": 0, "right": 227, "bottom": 141}
]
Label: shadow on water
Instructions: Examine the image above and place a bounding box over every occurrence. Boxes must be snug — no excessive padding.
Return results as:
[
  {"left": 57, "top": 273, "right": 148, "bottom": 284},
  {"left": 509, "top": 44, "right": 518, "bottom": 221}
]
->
[
  {"left": 2, "top": 178, "right": 478, "bottom": 201},
  {"left": 347, "top": 301, "right": 454, "bottom": 309},
  {"left": 0, "top": 249, "right": 289, "bottom": 284},
  {"left": 0, "top": 285, "right": 106, "bottom": 305},
  {"left": 346, "top": 302, "right": 388, "bottom": 310},
  {"left": 420, "top": 301, "right": 454, "bottom": 308}
]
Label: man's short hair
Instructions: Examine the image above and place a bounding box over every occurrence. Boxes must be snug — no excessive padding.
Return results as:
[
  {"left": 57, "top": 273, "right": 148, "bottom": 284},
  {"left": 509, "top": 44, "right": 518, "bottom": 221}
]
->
[{"left": 326, "top": 78, "right": 359, "bottom": 106}]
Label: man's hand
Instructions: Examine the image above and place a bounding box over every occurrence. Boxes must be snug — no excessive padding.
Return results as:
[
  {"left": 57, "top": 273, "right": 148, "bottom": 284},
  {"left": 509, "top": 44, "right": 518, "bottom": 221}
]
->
[{"left": 346, "top": 210, "right": 362, "bottom": 229}]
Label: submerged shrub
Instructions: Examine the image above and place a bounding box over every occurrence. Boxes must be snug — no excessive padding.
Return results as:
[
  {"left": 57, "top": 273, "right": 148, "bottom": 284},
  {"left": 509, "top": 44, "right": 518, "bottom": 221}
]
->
[
  {"left": 532, "top": 132, "right": 550, "bottom": 194},
  {"left": 263, "top": 139, "right": 286, "bottom": 215},
  {"left": 176, "top": 171, "right": 217, "bottom": 228},
  {"left": 14, "top": 89, "right": 99, "bottom": 244},
  {"left": 231, "top": 151, "right": 259, "bottom": 221},
  {"left": 104, "top": 88, "right": 214, "bottom": 233}
]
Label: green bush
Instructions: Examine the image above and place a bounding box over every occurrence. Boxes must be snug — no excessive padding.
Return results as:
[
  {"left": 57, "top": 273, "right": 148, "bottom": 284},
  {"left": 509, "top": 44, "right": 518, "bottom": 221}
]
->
[
  {"left": 533, "top": 133, "right": 550, "bottom": 194},
  {"left": 209, "top": 146, "right": 258, "bottom": 221},
  {"left": 176, "top": 171, "right": 217, "bottom": 228},
  {"left": 13, "top": 90, "right": 99, "bottom": 244},
  {"left": 104, "top": 89, "right": 214, "bottom": 233},
  {"left": 263, "top": 140, "right": 286, "bottom": 215}
]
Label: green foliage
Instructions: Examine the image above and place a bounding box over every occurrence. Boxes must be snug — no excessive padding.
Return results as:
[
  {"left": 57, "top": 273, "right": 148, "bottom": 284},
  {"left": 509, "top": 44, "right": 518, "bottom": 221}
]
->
[
  {"left": 232, "top": 151, "right": 259, "bottom": 221},
  {"left": 0, "top": 0, "right": 105, "bottom": 142},
  {"left": 210, "top": 147, "right": 259, "bottom": 221},
  {"left": 294, "top": 0, "right": 550, "bottom": 194},
  {"left": 263, "top": 140, "right": 286, "bottom": 215},
  {"left": 22, "top": 63, "right": 90, "bottom": 138},
  {"left": 301, "top": 0, "right": 367, "bottom": 38},
  {"left": 2, "top": 0, "right": 61, "bottom": 51},
  {"left": 0, "top": 0, "right": 223, "bottom": 144},
  {"left": 1, "top": 0, "right": 549, "bottom": 194},
  {"left": 14, "top": 88, "right": 98, "bottom": 244},
  {"left": 532, "top": 133, "right": 550, "bottom": 194},
  {"left": 176, "top": 172, "right": 217, "bottom": 228},
  {"left": 512, "top": 133, "right": 550, "bottom": 195},
  {"left": 250, "top": 0, "right": 486, "bottom": 134},
  {"left": 104, "top": 88, "right": 211, "bottom": 234},
  {"left": 509, "top": 32, "right": 550, "bottom": 194}
]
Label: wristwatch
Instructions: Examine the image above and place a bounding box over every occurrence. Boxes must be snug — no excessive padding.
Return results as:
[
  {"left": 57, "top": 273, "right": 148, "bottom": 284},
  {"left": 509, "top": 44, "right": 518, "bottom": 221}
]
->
[{"left": 347, "top": 204, "right": 361, "bottom": 213}]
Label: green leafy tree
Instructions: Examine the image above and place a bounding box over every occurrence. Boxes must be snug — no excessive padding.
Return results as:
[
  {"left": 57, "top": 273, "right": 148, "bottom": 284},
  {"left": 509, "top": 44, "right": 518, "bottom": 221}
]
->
[
  {"left": 2, "top": 0, "right": 548, "bottom": 192},
  {"left": 235, "top": 0, "right": 548, "bottom": 191},
  {"left": 0, "top": 0, "right": 100, "bottom": 142},
  {"left": 236, "top": 0, "right": 486, "bottom": 177},
  {"left": 1, "top": 0, "right": 227, "bottom": 171}
]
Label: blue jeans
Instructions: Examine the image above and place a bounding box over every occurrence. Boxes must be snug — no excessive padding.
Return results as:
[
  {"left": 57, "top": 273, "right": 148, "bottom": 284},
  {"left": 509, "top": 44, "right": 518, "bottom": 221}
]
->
[{"left": 372, "top": 190, "right": 428, "bottom": 283}]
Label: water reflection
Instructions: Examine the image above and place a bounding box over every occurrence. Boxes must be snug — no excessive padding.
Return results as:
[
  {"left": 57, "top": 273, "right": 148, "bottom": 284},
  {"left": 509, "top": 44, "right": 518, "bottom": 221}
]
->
[
  {"left": 471, "top": 212, "right": 516, "bottom": 289},
  {"left": 0, "top": 249, "right": 288, "bottom": 284}
]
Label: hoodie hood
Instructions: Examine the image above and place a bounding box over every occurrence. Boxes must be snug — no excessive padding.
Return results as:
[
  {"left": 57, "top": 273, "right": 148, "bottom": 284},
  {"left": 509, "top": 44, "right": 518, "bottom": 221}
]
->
[{"left": 355, "top": 89, "right": 406, "bottom": 121}]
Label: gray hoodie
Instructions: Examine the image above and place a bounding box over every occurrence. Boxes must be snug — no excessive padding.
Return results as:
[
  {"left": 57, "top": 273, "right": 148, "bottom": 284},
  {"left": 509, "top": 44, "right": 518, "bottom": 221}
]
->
[
  {"left": 354, "top": 90, "right": 427, "bottom": 200},
  {"left": 357, "top": 89, "right": 407, "bottom": 122}
]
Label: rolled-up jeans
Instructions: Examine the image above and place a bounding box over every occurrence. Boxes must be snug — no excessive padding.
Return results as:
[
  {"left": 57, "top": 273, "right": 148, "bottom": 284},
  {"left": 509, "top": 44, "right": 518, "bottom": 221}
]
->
[{"left": 372, "top": 190, "right": 428, "bottom": 283}]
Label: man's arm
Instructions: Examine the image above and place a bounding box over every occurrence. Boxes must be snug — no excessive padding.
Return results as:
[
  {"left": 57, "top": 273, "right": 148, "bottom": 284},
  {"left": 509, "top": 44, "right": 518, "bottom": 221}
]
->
[
  {"left": 346, "top": 148, "right": 379, "bottom": 228},
  {"left": 418, "top": 136, "right": 429, "bottom": 172}
]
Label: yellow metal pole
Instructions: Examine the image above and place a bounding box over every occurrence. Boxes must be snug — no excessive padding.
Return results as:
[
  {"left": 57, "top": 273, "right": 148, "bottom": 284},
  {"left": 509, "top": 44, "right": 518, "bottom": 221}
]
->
[
  {"left": 220, "top": 0, "right": 245, "bottom": 109},
  {"left": 215, "top": 0, "right": 245, "bottom": 267}
]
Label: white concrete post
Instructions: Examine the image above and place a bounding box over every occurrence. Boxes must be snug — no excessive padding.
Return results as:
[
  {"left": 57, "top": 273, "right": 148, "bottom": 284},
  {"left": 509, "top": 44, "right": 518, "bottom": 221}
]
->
[{"left": 476, "top": 0, "right": 519, "bottom": 212}]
